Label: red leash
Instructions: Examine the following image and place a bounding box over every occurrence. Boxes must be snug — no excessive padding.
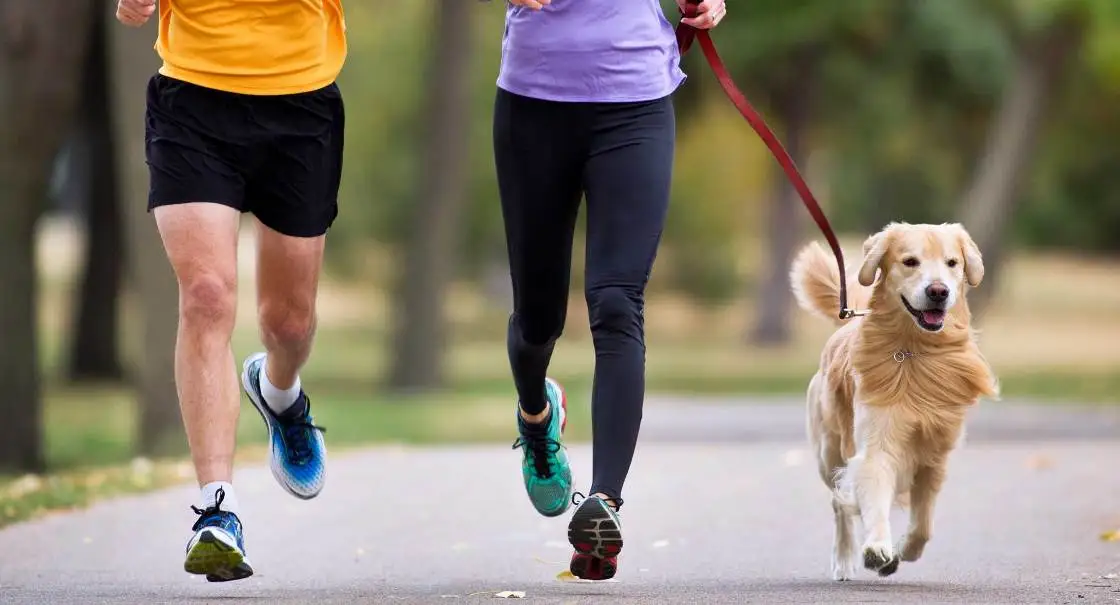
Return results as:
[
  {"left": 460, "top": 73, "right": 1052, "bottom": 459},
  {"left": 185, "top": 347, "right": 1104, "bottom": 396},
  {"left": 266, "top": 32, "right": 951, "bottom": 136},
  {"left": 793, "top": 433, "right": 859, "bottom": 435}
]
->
[{"left": 676, "top": 2, "right": 865, "bottom": 320}]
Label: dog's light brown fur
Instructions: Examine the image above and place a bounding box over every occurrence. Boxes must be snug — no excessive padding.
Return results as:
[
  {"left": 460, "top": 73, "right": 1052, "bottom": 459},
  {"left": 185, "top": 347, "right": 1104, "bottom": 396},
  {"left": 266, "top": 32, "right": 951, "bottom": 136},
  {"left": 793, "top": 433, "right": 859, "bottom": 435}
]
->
[{"left": 790, "top": 222, "right": 999, "bottom": 581}]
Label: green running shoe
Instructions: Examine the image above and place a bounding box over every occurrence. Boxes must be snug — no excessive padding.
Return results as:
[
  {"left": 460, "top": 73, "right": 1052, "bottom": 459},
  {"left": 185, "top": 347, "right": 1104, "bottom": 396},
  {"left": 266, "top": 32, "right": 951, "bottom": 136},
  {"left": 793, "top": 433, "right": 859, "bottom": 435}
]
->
[{"left": 511, "top": 377, "right": 572, "bottom": 517}]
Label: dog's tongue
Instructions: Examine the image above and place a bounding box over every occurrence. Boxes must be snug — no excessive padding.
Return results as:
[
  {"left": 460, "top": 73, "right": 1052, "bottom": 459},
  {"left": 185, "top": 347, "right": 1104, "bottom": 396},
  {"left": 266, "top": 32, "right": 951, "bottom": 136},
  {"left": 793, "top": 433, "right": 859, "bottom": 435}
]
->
[{"left": 921, "top": 309, "right": 945, "bottom": 325}]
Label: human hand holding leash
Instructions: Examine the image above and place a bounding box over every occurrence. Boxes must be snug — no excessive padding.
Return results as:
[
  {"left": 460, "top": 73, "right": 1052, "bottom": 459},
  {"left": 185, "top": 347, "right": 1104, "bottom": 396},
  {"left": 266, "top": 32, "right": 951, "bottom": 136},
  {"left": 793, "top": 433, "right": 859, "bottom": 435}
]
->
[
  {"left": 509, "top": 0, "right": 552, "bottom": 10},
  {"left": 117, "top": 0, "right": 156, "bottom": 27},
  {"left": 678, "top": 0, "right": 727, "bottom": 29}
]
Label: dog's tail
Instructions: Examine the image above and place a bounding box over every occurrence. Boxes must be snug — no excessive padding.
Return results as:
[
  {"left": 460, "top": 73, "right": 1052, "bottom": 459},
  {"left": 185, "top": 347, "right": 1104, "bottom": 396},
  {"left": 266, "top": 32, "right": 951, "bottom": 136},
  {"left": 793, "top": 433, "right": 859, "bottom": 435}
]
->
[{"left": 789, "top": 241, "right": 868, "bottom": 325}]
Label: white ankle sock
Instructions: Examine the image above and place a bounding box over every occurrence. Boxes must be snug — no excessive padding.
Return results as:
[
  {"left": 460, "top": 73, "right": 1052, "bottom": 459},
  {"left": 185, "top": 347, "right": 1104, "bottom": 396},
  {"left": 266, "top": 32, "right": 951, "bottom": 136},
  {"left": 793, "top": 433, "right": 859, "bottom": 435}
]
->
[
  {"left": 200, "top": 481, "right": 240, "bottom": 516},
  {"left": 260, "top": 359, "right": 302, "bottom": 415}
]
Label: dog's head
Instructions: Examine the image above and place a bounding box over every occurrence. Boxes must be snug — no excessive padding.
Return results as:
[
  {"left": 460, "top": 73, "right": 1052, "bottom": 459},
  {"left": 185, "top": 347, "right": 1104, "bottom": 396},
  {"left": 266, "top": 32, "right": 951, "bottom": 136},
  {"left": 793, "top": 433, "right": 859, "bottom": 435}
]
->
[{"left": 857, "top": 222, "right": 984, "bottom": 333}]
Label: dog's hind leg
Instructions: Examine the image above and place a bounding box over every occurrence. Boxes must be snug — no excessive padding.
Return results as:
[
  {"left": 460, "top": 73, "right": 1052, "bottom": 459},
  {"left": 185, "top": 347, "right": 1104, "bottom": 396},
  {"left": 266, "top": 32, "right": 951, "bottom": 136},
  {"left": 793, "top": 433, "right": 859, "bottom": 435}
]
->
[
  {"left": 899, "top": 463, "right": 945, "bottom": 562},
  {"left": 830, "top": 495, "right": 858, "bottom": 581}
]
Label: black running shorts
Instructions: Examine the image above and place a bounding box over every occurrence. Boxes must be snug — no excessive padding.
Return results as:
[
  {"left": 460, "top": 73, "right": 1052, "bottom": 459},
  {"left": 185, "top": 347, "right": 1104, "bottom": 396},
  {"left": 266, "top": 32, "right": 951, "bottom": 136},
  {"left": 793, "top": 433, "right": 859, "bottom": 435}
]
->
[{"left": 144, "top": 74, "right": 345, "bottom": 238}]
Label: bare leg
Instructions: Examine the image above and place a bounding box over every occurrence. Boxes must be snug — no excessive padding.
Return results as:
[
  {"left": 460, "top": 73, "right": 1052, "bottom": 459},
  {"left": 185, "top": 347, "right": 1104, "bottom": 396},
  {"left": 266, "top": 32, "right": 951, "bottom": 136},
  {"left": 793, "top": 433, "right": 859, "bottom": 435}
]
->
[
  {"left": 154, "top": 203, "right": 241, "bottom": 486},
  {"left": 254, "top": 219, "right": 325, "bottom": 390}
]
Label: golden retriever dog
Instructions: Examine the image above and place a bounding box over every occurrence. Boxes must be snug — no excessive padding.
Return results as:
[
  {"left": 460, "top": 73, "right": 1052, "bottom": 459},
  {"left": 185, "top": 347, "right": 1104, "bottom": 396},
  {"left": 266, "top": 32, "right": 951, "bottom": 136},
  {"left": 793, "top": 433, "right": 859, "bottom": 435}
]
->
[{"left": 790, "top": 222, "right": 999, "bottom": 581}]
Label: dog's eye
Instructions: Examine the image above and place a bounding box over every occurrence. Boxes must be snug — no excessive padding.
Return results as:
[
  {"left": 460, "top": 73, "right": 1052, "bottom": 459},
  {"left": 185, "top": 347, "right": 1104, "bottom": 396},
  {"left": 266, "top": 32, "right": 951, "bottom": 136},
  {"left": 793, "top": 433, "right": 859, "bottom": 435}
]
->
[
  {"left": 947, "top": 259, "right": 959, "bottom": 268},
  {"left": 902, "top": 257, "right": 920, "bottom": 268}
]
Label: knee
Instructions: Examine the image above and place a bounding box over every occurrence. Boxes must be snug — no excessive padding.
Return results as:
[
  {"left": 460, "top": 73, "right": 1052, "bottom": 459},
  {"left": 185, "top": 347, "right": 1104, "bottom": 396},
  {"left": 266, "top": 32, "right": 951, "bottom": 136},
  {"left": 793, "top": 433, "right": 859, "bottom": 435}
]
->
[
  {"left": 259, "top": 299, "right": 316, "bottom": 347},
  {"left": 586, "top": 286, "right": 643, "bottom": 338},
  {"left": 179, "top": 272, "right": 236, "bottom": 333},
  {"left": 513, "top": 310, "right": 566, "bottom": 347}
]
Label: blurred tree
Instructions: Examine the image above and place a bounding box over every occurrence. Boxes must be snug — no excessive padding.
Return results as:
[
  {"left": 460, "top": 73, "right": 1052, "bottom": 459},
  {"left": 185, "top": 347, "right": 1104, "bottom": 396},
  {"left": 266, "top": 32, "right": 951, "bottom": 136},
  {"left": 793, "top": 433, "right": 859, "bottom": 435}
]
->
[
  {"left": 960, "top": 5, "right": 1086, "bottom": 316},
  {"left": 749, "top": 44, "right": 824, "bottom": 344},
  {"left": 387, "top": 1, "right": 474, "bottom": 390},
  {"left": 705, "top": 0, "right": 893, "bottom": 344},
  {"left": 826, "top": 0, "right": 1012, "bottom": 234},
  {"left": 1017, "top": 61, "right": 1120, "bottom": 252},
  {"left": 0, "top": 0, "right": 92, "bottom": 471},
  {"left": 108, "top": 16, "right": 183, "bottom": 454},
  {"left": 67, "top": 0, "right": 126, "bottom": 383}
]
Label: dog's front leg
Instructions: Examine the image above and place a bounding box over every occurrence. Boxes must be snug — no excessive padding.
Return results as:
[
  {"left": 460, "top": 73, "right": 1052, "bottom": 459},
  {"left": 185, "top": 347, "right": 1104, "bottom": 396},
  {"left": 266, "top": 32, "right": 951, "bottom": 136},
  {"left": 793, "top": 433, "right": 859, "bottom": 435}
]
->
[
  {"left": 852, "top": 449, "right": 898, "bottom": 574},
  {"left": 899, "top": 463, "right": 945, "bottom": 562}
]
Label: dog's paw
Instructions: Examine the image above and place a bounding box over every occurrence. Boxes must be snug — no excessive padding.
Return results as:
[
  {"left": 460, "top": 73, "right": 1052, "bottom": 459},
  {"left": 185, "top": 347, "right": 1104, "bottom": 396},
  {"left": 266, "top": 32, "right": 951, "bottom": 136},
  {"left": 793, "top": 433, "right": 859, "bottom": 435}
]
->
[
  {"left": 898, "top": 533, "right": 928, "bottom": 562},
  {"left": 831, "top": 557, "right": 857, "bottom": 581},
  {"left": 876, "top": 555, "right": 900, "bottom": 577},
  {"left": 862, "top": 540, "right": 897, "bottom": 573}
]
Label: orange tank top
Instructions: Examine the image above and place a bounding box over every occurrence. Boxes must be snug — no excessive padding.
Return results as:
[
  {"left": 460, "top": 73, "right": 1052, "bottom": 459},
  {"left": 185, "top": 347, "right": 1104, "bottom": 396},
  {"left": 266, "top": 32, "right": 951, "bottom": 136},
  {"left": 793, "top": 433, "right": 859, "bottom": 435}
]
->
[{"left": 155, "top": 0, "right": 347, "bottom": 96}]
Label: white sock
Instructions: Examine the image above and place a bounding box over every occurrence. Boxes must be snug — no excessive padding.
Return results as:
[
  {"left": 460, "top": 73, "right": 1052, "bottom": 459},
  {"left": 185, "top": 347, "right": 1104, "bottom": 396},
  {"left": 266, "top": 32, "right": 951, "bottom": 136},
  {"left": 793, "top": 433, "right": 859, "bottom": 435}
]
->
[
  {"left": 200, "top": 481, "right": 241, "bottom": 516},
  {"left": 260, "top": 359, "right": 302, "bottom": 415}
]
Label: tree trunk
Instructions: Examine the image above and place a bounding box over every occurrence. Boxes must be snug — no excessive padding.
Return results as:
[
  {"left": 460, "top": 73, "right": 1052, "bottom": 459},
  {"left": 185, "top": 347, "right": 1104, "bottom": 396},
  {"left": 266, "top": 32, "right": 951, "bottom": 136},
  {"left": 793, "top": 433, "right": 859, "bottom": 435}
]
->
[
  {"left": 107, "top": 15, "right": 183, "bottom": 455},
  {"left": 68, "top": 0, "right": 125, "bottom": 383},
  {"left": 0, "top": 0, "right": 93, "bottom": 472},
  {"left": 958, "top": 15, "right": 1084, "bottom": 317},
  {"left": 749, "top": 47, "right": 822, "bottom": 345},
  {"left": 386, "top": 1, "right": 474, "bottom": 391}
]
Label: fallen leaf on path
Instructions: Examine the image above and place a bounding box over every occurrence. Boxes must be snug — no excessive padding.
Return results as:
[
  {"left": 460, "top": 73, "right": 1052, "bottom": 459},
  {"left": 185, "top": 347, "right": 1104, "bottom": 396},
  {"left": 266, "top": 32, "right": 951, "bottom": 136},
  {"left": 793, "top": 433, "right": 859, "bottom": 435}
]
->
[
  {"left": 1024, "top": 454, "right": 1053, "bottom": 470},
  {"left": 1099, "top": 529, "right": 1120, "bottom": 542},
  {"left": 493, "top": 591, "right": 525, "bottom": 598},
  {"left": 556, "top": 571, "right": 619, "bottom": 583}
]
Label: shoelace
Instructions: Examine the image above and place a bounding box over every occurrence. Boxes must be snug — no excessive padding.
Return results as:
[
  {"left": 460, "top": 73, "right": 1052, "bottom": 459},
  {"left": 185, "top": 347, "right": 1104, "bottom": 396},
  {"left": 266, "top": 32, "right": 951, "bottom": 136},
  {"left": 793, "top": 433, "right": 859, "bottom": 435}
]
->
[
  {"left": 190, "top": 487, "right": 232, "bottom": 532},
  {"left": 571, "top": 491, "right": 625, "bottom": 512},
  {"left": 280, "top": 396, "right": 327, "bottom": 465},
  {"left": 511, "top": 434, "right": 563, "bottom": 479}
]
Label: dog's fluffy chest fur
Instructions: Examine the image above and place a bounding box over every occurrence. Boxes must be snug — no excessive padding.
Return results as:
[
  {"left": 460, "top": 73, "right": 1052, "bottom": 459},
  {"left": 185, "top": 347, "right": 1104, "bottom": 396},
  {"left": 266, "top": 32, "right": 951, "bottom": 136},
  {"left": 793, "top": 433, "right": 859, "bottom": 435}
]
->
[{"left": 819, "top": 313, "right": 1000, "bottom": 462}]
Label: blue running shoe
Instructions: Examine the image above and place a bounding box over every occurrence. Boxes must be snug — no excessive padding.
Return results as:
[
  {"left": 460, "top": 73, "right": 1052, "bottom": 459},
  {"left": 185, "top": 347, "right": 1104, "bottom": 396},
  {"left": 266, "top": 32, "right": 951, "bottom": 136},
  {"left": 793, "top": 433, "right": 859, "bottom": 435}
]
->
[
  {"left": 511, "top": 377, "right": 573, "bottom": 517},
  {"left": 184, "top": 487, "right": 254, "bottom": 582},
  {"left": 241, "top": 352, "right": 327, "bottom": 499}
]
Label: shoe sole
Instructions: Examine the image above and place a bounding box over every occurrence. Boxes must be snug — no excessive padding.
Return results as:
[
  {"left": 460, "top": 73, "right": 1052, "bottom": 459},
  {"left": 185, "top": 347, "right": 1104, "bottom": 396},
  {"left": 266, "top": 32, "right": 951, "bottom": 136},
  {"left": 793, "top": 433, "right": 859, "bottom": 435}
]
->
[
  {"left": 184, "top": 529, "right": 254, "bottom": 582},
  {"left": 241, "top": 353, "right": 323, "bottom": 500},
  {"left": 570, "top": 553, "right": 617, "bottom": 581},
  {"left": 567, "top": 498, "right": 623, "bottom": 580}
]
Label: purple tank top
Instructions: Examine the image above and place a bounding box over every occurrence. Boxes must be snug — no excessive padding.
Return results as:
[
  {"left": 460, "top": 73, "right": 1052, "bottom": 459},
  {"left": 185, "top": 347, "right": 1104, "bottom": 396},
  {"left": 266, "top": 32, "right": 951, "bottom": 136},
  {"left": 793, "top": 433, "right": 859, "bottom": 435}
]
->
[{"left": 496, "top": 0, "right": 686, "bottom": 103}]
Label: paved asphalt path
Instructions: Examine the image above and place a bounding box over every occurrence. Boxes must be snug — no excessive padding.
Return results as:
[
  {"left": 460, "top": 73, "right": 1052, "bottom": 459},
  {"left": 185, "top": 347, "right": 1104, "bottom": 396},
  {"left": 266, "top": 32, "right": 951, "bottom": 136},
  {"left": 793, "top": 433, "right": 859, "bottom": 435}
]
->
[{"left": 1, "top": 398, "right": 1119, "bottom": 604}]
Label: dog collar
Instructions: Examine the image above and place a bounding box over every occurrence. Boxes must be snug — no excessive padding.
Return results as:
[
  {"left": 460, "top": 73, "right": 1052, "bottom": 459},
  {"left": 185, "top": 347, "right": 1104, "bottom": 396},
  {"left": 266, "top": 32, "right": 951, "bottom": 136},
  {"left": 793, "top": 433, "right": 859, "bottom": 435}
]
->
[{"left": 893, "top": 350, "right": 922, "bottom": 363}]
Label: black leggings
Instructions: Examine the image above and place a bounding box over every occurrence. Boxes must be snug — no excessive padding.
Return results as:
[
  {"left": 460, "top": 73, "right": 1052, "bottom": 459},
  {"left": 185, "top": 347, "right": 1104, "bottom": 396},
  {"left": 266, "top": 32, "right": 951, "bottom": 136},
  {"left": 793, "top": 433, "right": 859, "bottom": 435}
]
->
[{"left": 493, "top": 88, "right": 675, "bottom": 504}]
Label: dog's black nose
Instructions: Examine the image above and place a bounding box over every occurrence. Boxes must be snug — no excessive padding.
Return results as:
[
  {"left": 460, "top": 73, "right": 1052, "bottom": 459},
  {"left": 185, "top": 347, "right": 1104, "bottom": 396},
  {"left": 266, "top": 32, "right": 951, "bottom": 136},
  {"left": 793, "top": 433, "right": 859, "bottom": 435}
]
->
[{"left": 926, "top": 283, "right": 949, "bottom": 303}]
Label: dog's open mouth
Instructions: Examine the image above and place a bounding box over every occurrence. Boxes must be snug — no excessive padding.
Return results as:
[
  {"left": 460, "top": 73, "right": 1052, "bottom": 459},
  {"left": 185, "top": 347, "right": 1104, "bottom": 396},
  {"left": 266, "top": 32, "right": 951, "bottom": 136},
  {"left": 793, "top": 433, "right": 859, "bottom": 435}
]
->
[{"left": 901, "top": 296, "right": 946, "bottom": 331}]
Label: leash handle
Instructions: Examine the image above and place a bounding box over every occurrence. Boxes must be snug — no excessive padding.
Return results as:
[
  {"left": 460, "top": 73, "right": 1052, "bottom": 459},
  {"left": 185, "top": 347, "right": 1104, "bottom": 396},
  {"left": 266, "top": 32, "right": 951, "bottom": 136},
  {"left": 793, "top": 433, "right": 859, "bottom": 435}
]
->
[{"left": 675, "top": 11, "right": 864, "bottom": 320}]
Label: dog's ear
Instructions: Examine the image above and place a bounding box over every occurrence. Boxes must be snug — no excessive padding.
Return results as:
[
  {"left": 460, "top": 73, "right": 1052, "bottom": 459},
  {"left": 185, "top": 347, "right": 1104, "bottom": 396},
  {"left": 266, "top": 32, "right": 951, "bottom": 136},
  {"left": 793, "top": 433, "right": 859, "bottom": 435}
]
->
[
  {"left": 951, "top": 223, "right": 984, "bottom": 287},
  {"left": 858, "top": 228, "right": 892, "bottom": 286}
]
